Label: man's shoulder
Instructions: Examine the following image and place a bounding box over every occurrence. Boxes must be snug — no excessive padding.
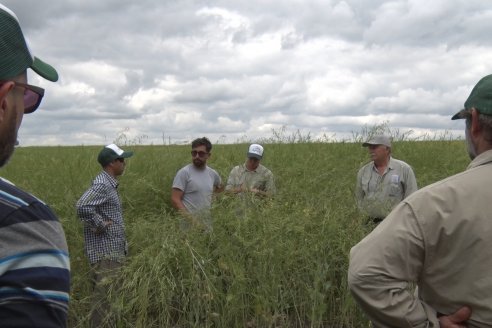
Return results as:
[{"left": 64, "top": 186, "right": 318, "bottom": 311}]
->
[
  {"left": 205, "top": 165, "right": 220, "bottom": 177},
  {"left": 229, "top": 164, "right": 243, "bottom": 174},
  {"left": 390, "top": 157, "right": 413, "bottom": 169},
  {"left": 357, "top": 161, "right": 373, "bottom": 174},
  {"left": 0, "top": 178, "right": 60, "bottom": 231},
  {"left": 404, "top": 167, "right": 475, "bottom": 205},
  {"left": 175, "top": 164, "right": 192, "bottom": 175},
  {"left": 258, "top": 164, "right": 274, "bottom": 175},
  {"left": 90, "top": 173, "right": 114, "bottom": 190},
  {"left": 0, "top": 177, "right": 43, "bottom": 208}
]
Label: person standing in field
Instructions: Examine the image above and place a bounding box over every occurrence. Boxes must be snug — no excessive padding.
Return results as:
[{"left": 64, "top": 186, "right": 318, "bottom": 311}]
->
[
  {"left": 0, "top": 4, "right": 70, "bottom": 327},
  {"left": 171, "top": 137, "right": 223, "bottom": 231},
  {"left": 348, "top": 74, "right": 492, "bottom": 327},
  {"left": 76, "top": 144, "right": 133, "bottom": 327},
  {"left": 355, "top": 135, "right": 417, "bottom": 224},
  {"left": 225, "top": 143, "right": 276, "bottom": 197}
]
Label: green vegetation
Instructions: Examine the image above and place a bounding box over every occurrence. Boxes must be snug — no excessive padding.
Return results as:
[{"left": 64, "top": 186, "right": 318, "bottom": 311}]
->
[{"left": 1, "top": 135, "right": 470, "bottom": 327}]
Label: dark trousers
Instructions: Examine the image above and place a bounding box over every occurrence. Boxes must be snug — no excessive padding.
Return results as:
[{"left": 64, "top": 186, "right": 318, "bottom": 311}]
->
[{"left": 90, "top": 259, "right": 123, "bottom": 328}]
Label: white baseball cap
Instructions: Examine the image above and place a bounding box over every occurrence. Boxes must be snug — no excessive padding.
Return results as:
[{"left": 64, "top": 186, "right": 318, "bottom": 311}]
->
[{"left": 247, "top": 144, "right": 264, "bottom": 159}]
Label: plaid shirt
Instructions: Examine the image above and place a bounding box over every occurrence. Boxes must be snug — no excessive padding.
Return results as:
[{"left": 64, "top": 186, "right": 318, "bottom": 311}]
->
[{"left": 76, "top": 171, "right": 127, "bottom": 264}]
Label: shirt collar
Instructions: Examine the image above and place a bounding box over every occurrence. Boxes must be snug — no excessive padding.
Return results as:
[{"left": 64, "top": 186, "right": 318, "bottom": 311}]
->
[
  {"left": 467, "top": 149, "right": 492, "bottom": 170},
  {"left": 102, "top": 170, "right": 119, "bottom": 188},
  {"left": 242, "top": 162, "right": 258, "bottom": 172},
  {"left": 371, "top": 156, "right": 393, "bottom": 173}
]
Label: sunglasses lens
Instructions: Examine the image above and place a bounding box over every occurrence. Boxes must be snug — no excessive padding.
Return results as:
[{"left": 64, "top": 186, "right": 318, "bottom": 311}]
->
[
  {"left": 23, "top": 88, "right": 42, "bottom": 114},
  {"left": 191, "top": 151, "right": 207, "bottom": 157}
]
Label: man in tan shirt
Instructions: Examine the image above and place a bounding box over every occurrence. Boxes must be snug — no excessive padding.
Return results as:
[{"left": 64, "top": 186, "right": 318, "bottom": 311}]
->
[
  {"left": 348, "top": 74, "right": 492, "bottom": 327},
  {"left": 225, "top": 143, "right": 276, "bottom": 197},
  {"left": 356, "top": 135, "right": 418, "bottom": 223}
]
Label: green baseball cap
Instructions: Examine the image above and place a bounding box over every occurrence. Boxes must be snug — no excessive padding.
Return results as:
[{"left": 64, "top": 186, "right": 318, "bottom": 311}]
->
[
  {"left": 0, "top": 4, "right": 58, "bottom": 82},
  {"left": 452, "top": 74, "right": 492, "bottom": 120},
  {"left": 97, "top": 144, "right": 134, "bottom": 167}
]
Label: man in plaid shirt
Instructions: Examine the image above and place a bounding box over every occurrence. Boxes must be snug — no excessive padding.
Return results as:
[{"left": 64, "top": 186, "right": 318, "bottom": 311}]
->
[{"left": 76, "top": 143, "right": 133, "bottom": 327}]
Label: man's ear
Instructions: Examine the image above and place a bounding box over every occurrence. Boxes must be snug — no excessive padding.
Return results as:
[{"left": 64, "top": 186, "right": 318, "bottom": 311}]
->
[
  {"left": 0, "top": 82, "right": 15, "bottom": 122},
  {"left": 470, "top": 108, "right": 482, "bottom": 137}
]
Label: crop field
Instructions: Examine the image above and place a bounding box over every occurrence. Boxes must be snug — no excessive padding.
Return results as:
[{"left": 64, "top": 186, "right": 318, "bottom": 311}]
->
[{"left": 1, "top": 134, "right": 470, "bottom": 327}]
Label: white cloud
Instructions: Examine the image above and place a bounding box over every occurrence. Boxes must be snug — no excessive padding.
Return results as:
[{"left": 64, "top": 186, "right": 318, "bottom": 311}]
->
[{"left": 3, "top": 0, "right": 490, "bottom": 146}]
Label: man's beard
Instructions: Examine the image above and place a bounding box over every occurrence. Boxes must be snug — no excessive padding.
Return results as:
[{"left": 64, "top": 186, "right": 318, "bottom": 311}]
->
[
  {"left": 466, "top": 127, "right": 477, "bottom": 160},
  {"left": 193, "top": 158, "right": 206, "bottom": 168},
  {"left": 0, "top": 110, "right": 18, "bottom": 167}
]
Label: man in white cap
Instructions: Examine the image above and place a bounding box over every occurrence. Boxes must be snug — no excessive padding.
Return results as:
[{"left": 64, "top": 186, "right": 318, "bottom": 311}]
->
[
  {"left": 0, "top": 4, "right": 70, "bottom": 327},
  {"left": 226, "top": 143, "right": 276, "bottom": 197},
  {"left": 76, "top": 144, "right": 133, "bottom": 327},
  {"left": 355, "top": 135, "right": 417, "bottom": 224}
]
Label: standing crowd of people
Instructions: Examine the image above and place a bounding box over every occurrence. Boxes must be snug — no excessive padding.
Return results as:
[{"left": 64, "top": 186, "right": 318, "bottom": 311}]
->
[
  {"left": 1, "top": 2, "right": 491, "bottom": 327},
  {"left": 76, "top": 138, "right": 276, "bottom": 326}
]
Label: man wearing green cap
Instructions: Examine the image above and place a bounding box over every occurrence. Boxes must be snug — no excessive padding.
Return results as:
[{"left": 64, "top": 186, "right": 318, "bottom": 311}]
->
[
  {"left": 0, "top": 3, "right": 70, "bottom": 327},
  {"left": 348, "top": 75, "right": 492, "bottom": 327},
  {"left": 76, "top": 143, "right": 133, "bottom": 327}
]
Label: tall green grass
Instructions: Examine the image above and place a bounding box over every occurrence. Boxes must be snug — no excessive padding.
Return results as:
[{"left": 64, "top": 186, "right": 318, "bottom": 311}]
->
[{"left": 1, "top": 137, "right": 470, "bottom": 327}]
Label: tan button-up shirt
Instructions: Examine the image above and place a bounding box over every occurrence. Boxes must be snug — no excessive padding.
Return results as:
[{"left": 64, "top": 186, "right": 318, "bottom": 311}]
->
[
  {"left": 349, "top": 149, "right": 492, "bottom": 327},
  {"left": 225, "top": 163, "right": 276, "bottom": 195},
  {"left": 356, "top": 157, "right": 418, "bottom": 219}
]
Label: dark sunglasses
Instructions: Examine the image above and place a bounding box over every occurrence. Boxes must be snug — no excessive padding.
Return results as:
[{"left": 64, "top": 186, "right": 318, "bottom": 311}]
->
[
  {"left": 191, "top": 150, "right": 209, "bottom": 157},
  {"left": 0, "top": 81, "right": 45, "bottom": 114}
]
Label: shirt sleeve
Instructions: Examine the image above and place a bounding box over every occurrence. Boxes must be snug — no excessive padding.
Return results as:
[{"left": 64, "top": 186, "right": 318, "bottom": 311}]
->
[
  {"left": 403, "top": 165, "right": 418, "bottom": 198},
  {"left": 265, "top": 171, "right": 276, "bottom": 195},
  {"left": 355, "top": 168, "right": 365, "bottom": 211},
  {"left": 172, "top": 168, "right": 187, "bottom": 191},
  {"left": 348, "top": 202, "right": 439, "bottom": 327},
  {"left": 214, "top": 170, "right": 222, "bottom": 188},
  {"left": 225, "top": 167, "right": 238, "bottom": 191},
  {"left": 76, "top": 182, "right": 110, "bottom": 230}
]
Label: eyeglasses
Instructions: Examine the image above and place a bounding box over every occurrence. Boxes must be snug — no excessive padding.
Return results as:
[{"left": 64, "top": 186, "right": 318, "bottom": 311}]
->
[
  {"left": 0, "top": 81, "right": 45, "bottom": 114},
  {"left": 115, "top": 158, "right": 125, "bottom": 163},
  {"left": 191, "top": 150, "right": 209, "bottom": 158}
]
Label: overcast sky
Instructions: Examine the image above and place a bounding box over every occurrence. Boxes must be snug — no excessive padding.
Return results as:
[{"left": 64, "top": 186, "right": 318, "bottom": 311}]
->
[{"left": 4, "top": 0, "right": 492, "bottom": 146}]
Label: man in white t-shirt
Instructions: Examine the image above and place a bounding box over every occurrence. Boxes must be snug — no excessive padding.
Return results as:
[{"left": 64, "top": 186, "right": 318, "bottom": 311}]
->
[{"left": 171, "top": 137, "right": 223, "bottom": 230}]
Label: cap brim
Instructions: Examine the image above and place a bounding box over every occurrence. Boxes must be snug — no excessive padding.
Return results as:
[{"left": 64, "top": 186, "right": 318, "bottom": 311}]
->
[
  {"left": 120, "top": 151, "right": 134, "bottom": 158},
  {"left": 362, "top": 142, "right": 377, "bottom": 147},
  {"left": 31, "top": 56, "right": 58, "bottom": 82},
  {"left": 451, "top": 108, "right": 468, "bottom": 120},
  {"left": 247, "top": 152, "right": 262, "bottom": 159}
]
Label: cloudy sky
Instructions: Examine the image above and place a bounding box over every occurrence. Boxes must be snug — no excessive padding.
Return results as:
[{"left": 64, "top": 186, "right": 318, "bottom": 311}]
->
[{"left": 5, "top": 0, "right": 492, "bottom": 146}]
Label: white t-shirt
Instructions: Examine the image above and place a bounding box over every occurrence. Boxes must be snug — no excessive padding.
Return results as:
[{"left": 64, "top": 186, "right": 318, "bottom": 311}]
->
[{"left": 172, "top": 163, "right": 221, "bottom": 215}]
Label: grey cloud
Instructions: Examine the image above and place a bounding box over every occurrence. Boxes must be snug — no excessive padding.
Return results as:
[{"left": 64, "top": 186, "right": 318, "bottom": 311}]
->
[{"left": 1, "top": 0, "right": 490, "bottom": 146}]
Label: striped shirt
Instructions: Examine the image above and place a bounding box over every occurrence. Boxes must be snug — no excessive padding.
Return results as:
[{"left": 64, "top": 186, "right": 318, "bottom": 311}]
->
[
  {"left": 76, "top": 171, "right": 127, "bottom": 264},
  {"left": 0, "top": 177, "right": 70, "bottom": 327}
]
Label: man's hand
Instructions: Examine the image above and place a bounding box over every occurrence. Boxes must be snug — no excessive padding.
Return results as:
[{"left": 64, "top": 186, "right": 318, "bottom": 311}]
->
[
  {"left": 438, "top": 306, "right": 472, "bottom": 328},
  {"left": 93, "top": 220, "right": 112, "bottom": 234}
]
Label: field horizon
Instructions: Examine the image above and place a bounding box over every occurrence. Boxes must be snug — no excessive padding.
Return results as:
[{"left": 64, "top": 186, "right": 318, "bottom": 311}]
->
[{"left": 1, "top": 134, "right": 470, "bottom": 327}]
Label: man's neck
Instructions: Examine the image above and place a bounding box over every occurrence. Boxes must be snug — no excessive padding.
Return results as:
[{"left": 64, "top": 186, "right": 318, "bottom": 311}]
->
[
  {"left": 103, "top": 167, "right": 118, "bottom": 179},
  {"left": 374, "top": 157, "right": 390, "bottom": 174},
  {"left": 245, "top": 162, "right": 258, "bottom": 171},
  {"left": 193, "top": 163, "right": 206, "bottom": 170}
]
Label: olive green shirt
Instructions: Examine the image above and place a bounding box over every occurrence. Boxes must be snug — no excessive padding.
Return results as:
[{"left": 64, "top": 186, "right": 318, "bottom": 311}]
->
[
  {"left": 225, "top": 163, "right": 276, "bottom": 195},
  {"left": 356, "top": 157, "right": 418, "bottom": 219},
  {"left": 349, "top": 149, "right": 492, "bottom": 327}
]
